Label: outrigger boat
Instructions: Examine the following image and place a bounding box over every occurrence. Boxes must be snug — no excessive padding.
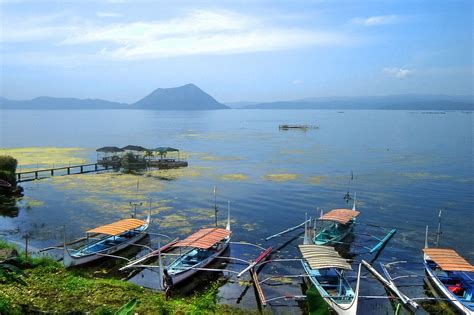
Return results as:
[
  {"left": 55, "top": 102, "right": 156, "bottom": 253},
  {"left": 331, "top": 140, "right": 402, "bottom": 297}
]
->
[
  {"left": 299, "top": 244, "right": 361, "bottom": 315},
  {"left": 315, "top": 209, "right": 360, "bottom": 246},
  {"left": 423, "top": 227, "right": 474, "bottom": 314},
  {"left": 63, "top": 214, "right": 150, "bottom": 267},
  {"left": 162, "top": 209, "right": 231, "bottom": 285},
  {"left": 165, "top": 227, "right": 231, "bottom": 285},
  {"left": 314, "top": 195, "right": 360, "bottom": 246},
  {"left": 266, "top": 195, "right": 395, "bottom": 255}
]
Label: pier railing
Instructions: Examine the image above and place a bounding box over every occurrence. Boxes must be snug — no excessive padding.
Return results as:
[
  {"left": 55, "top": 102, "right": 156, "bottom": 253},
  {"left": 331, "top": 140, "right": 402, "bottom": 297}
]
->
[{"left": 16, "top": 163, "right": 109, "bottom": 182}]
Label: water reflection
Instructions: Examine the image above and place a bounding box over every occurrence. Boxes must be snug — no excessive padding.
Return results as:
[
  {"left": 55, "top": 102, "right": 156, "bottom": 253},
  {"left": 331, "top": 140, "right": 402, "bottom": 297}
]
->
[{"left": 0, "top": 196, "right": 20, "bottom": 217}]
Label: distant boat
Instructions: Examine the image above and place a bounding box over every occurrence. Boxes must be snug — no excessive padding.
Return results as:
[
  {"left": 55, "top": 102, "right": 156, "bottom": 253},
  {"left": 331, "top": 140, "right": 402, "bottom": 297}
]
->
[
  {"left": 63, "top": 214, "right": 150, "bottom": 267},
  {"left": 299, "top": 244, "right": 361, "bottom": 315},
  {"left": 423, "top": 228, "right": 474, "bottom": 314},
  {"left": 314, "top": 196, "right": 360, "bottom": 246},
  {"left": 279, "top": 124, "right": 319, "bottom": 130}
]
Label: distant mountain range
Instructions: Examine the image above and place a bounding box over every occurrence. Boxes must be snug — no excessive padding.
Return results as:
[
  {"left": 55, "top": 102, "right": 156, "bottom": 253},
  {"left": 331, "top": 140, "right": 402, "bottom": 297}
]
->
[
  {"left": 1, "top": 86, "right": 472, "bottom": 110},
  {"left": 244, "top": 95, "right": 473, "bottom": 110},
  {"left": 0, "top": 96, "right": 129, "bottom": 110},
  {"left": 0, "top": 84, "right": 229, "bottom": 110}
]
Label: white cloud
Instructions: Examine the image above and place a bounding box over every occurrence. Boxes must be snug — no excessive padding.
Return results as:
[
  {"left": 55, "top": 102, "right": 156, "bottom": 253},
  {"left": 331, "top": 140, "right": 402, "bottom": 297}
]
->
[
  {"left": 351, "top": 15, "right": 401, "bottom": 26},
  {"left": 96, "top": 12, "right": 123, "bottom": 18},
  {"left": 1, "top": 9, "right": 356, "bottom": 61},
  {"left": 383, "top": 67, "right": 413, "bottom": 78},
  {"left": 68, "top": 10, "right": 353, "bottom": 60},
  {"left": 292, "top": 79, "right": 304, "bottom": 85}
]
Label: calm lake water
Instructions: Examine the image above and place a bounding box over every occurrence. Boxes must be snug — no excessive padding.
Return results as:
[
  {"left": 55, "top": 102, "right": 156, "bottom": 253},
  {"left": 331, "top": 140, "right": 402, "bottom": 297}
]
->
[{"left": 0, "top": 109, "right": 473, "bottom": 314}]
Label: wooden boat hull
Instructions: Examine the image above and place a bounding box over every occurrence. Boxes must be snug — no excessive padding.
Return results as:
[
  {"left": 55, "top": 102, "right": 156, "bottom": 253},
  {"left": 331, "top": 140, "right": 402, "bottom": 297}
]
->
[
  {"left": 169, "top": 239, "right": 229, "bottom": 285},
  {"left": 423, "top": 254, "right": 474, "bottom": 314},
  {"left": 302, "top": 260, "right": 360, "bottom": 315},
  {"left": 64, "top": 219, "right": 150, "bottom": 267}
]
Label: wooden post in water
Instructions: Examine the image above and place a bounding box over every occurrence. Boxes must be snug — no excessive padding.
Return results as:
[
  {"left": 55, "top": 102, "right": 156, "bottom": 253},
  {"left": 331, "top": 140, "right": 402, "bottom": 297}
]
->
[
  {"left": 35, "top": 171, "right": 38, "bottom": 179},
  {"left": 213, "top": 186, "right": 218, "bottom": 227},
  {"left": 95, "top": 164, "right": 98, "bottom": 171},
  {"left": 67, "top": 167, "right": 70, "bottom": 175},
  {"left": 24, "top": 234, "right": 29, "bottom": 260},
  {"left": 80, "top": 166, "right": 83, "bottom": 173},
  {"left": 51, "top": 169, "right": 54, "bottom": 176}
]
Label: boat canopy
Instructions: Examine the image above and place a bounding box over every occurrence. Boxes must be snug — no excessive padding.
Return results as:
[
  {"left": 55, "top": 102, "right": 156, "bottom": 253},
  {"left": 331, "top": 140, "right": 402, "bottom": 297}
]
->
[
  {"left": 86, "top": 218, "right": 146, "bottom": 236},
  {"left": 423, "top": 248, "right": 474, "bottom": 272},
  {"left": 96, "top": 146, "right": 124, "bottom": 153},
  {"left": 299, "top": 244, "right": 352, "bottom": 270},
  {"left": 320, "top": 209, "right": 360, "bottom": 224},
  {"left": 173, "top": 228, "right": 231, "bottom": 249}
]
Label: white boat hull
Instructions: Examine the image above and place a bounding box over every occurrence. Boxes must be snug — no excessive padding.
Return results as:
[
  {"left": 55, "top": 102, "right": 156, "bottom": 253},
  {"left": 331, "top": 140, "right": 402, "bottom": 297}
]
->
[
  {"left": 64, "top": 220, "right": 149, "bottom": 267},
  {"left": 424, "top": 254, "right": 474, "bottom": 315},
  {"left": 302, "top": 261, "right": 360, "bottom": 315},
  {"left": 170, "top": 240, "right": 229, "bottom": 285}
]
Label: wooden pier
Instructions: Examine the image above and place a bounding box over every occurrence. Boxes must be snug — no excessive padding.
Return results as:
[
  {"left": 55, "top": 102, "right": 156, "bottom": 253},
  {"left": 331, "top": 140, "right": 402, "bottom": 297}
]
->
[{"left": 16, "top": 163, "right": 109, "bottom": 182}]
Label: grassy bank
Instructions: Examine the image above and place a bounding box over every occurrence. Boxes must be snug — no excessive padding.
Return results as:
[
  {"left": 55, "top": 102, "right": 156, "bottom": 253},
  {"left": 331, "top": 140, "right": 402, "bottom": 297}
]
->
[{"left": 0, "top": 241, "right": 251, "bottom": 314}]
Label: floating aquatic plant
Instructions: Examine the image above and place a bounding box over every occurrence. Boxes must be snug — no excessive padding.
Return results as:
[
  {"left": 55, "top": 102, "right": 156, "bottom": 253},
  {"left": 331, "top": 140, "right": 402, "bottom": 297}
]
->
[
  {"left": 221, "top": 174, "right": 249, "bottom": 181},
  {"left": 263, "top": 173, "right": 299, "bottom": 182},
  {"left": 0, "top": 147, "right": 91, "bottom": 170}
]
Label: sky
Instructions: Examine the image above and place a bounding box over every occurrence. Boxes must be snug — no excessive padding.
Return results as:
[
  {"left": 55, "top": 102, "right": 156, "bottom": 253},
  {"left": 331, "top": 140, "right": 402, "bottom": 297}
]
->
[{"left": 0, "top": 0, "right": 472, "bottom": 103}]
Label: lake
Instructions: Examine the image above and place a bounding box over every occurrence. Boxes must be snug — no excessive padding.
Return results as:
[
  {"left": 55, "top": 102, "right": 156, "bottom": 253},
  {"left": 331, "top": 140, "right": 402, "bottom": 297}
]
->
[{"left": 0, "top": 109, "right": 472, "bottom": 314}]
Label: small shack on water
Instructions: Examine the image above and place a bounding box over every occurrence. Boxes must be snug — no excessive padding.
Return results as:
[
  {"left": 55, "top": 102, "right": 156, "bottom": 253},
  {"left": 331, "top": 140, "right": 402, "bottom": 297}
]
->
[
  {"left": 121, "top": 145, "right": 149, "bottom": 159},
  {"left": 96, "top": 146, "right": 124, "bottom": 167},
  {"left": 149, "top": 147, "right": 188, "bottom": 168},
  {"left": 96, "top": 145, "right": 188, "bottom": 169}
]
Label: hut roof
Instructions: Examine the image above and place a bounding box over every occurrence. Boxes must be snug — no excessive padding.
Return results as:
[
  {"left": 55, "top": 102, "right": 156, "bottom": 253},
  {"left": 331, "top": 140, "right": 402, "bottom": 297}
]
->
[
  {"left": 153, "top": 147, "right": 179, "bottom": 154},
  {"left": 121, "top": 145, "right": 149, "bottom": 152},
  {"left": 96, "top": 146, "right": 124, "bottom": 153}
]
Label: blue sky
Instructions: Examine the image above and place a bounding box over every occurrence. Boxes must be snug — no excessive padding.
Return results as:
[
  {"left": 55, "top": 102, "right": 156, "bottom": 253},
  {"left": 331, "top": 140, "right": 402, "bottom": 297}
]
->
[{"left": 1, "top": 0, "right": 472, "bottom": 103}]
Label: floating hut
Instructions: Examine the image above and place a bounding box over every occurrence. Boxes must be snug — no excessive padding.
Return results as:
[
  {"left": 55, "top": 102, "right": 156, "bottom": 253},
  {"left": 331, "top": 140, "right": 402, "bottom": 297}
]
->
[
  {"left": 96, "top": 146, "right": 124, "bottom": 167},
  {"left": 96, "top": 145, "right": 188, "bottom": 170},
  {"left": 149, "top": 147, "right": 188, "bottom": 169},
  {"left": 121, "top": 145, "right": 149, "bottom": 159}
]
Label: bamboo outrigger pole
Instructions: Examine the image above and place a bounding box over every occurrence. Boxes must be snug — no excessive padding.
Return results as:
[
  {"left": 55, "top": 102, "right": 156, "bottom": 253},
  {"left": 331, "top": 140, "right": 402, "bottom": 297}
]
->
[
  {"left": 361, "top": 260, "right": 419, "bottom": 311},
  {"left": 265, "top": 218, "right": 311, "bottom": 241},
  {"left": 436, "top": 210, "right": 442, "bottom": 248}
]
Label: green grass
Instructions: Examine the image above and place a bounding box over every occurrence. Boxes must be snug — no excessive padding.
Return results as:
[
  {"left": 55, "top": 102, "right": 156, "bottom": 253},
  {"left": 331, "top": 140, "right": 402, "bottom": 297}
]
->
[
  {"left": 0, "top": 239, "right": 16, "bottom": 250},
  {"left": 0, "top": 242, "right": 254, "bottom": 314},
  {"left": 1, "top": 264, "right": 246, "bottom": 314}
]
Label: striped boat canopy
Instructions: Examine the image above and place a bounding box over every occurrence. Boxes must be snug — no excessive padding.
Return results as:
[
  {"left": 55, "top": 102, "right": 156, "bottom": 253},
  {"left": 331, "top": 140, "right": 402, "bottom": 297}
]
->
[
  {"left": 299, "top": 244, "right": 352, "bottom": 270},
  {"left": 87, "top": 218, "right": 146, "bottom": 236},
  {"left": 320, "top": 209, "right": 360, "bottom": 225},
  {"left": 423, "top": 248, "right": 474, "bottom": 272},
  {"left": 173, "top": 228, "right": 231, "bottom": 249}
]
